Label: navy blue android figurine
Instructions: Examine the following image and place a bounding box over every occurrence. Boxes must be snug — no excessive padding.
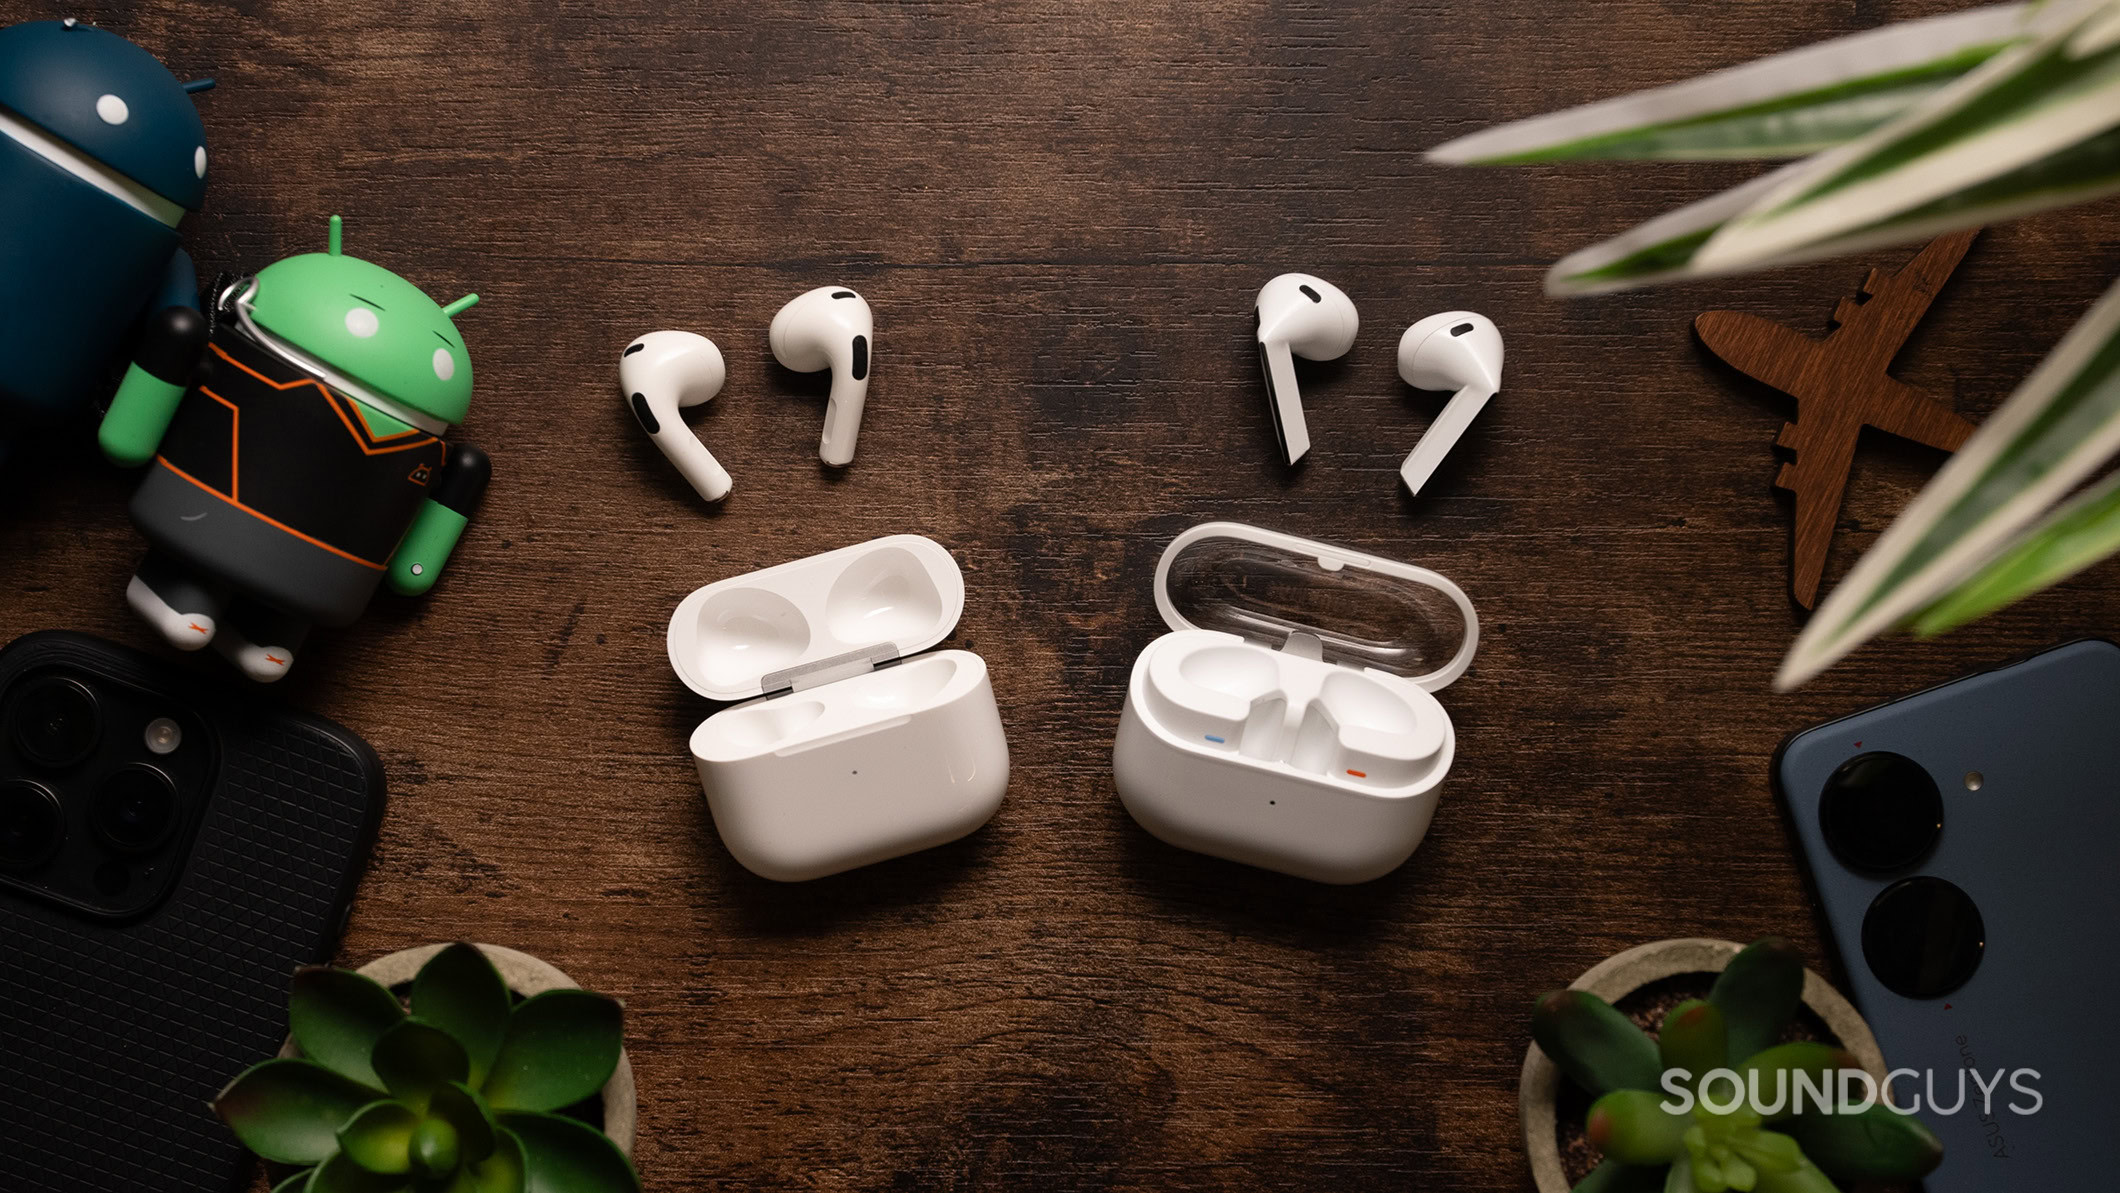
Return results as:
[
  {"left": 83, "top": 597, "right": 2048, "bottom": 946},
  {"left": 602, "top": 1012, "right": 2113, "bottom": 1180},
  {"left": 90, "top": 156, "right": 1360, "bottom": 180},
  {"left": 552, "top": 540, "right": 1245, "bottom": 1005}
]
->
[{"left": 0, "top": 19, "right": 213, "bottom": 474}]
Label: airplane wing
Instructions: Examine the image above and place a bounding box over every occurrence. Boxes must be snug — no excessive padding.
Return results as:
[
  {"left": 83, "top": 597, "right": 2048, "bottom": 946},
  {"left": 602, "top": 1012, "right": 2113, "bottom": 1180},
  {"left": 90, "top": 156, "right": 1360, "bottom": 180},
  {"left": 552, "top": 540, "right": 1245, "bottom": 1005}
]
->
[
  {"left": 1865, "top": 373, "right": 1978, "bottom": 453},
  {"left": 1696, "top": 311, "right": 1827, "bottom": 398}
]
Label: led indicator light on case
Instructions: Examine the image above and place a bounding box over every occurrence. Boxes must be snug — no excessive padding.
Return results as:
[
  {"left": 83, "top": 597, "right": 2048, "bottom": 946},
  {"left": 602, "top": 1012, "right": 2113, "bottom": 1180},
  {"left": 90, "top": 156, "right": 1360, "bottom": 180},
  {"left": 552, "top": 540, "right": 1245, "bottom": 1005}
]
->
[
  {"left": 1204, "top": 735, "right": 1225, "bottom": 744},
  {"left": 1346, "top": 769, "right": 1367, "bottom": 778}
]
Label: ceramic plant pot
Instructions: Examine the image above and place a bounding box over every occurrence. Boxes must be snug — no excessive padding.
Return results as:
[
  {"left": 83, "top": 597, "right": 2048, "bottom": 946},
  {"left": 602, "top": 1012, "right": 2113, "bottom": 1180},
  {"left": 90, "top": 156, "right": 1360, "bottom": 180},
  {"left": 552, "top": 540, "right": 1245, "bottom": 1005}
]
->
[
  {"left": 1517, "top": 937, "right": 1884, "bottom": 1193},
  {"left": 285, "top": 942, "right": 638, "bottom": 1154}
]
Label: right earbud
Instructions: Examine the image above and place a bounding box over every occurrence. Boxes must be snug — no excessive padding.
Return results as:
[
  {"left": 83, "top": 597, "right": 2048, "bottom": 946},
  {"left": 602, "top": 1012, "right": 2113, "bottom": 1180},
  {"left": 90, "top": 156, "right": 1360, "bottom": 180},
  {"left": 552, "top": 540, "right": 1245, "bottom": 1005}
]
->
[
  {"left": 1396, "top": 311, "right": 1503, "bottom": 496},
  {"left": 621, "top": 330, "right": 732, "bottom": 503},
  {"left": 770, "top": 286, "right": 873, "bottom": 467},
  {"left": 1255, "top": 273, "right": 1359, "bottom": 464}
]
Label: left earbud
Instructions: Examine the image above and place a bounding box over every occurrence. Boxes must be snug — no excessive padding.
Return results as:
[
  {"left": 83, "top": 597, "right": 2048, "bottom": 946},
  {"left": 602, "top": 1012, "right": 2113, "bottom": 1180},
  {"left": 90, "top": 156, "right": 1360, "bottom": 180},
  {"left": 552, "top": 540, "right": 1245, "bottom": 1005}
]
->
[
  {"left": 770, "top": 286, "right": 873, "bottom": 467},
  {"left": 621, "top": 331, "right": 732, "bottom": 503},
  {"left": 1256, "top": 273, "right": 1359, "bottom": 464}
]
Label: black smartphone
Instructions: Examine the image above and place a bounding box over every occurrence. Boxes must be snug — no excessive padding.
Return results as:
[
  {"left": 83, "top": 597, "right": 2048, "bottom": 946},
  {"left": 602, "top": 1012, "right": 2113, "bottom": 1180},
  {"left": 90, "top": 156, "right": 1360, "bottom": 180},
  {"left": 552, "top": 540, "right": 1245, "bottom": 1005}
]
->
[
  {"left": 0, "top": 630, "right": 386, "bottom": 1192},
  {"left": 1773, "top": 639, "right": 2120, "bottom": 1193}
]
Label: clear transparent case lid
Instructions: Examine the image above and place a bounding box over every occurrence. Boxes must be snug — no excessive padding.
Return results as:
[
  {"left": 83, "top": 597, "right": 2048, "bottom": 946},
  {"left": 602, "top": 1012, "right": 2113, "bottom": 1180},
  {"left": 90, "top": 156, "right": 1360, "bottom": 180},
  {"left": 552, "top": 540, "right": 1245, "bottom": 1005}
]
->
[{"left": 1152, "top": 522, "right": 1478, "bottom": 692}]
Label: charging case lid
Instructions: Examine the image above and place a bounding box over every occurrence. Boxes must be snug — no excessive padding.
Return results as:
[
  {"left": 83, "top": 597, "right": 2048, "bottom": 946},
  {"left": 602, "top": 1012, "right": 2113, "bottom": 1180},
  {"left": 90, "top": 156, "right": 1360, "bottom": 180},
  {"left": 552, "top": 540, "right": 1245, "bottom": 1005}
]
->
[
  {"left": 1152, "top": 521, "right": 1478, "bottom": 692},
  {"left": 668, "top": 534, "right": 966, "bottom": 700}
]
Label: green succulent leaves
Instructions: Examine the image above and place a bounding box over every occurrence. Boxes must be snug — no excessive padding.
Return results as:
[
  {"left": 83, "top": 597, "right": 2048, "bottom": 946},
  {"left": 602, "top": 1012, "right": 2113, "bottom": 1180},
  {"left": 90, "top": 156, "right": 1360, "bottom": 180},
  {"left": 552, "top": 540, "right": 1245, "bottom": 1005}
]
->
[
  {"left": 372, "top": 1019, "right": 471, "bottom": 1110},
  {"left": 483, "top": 991, "right": 624, "bottom": 1113},
  {"left": 1781, "top": 1102, "right": 1945, "bottom": 1181},
  {"left": 290, "top": 968, "right": 407, "bottom": 1090},
  {"left": 1532, "top": 989, "right": 1665, "bottom": 1096},
  {"left": 337, "top": 1101, "right": 421, "bottom": 1174},
  {"left": 1657, "top": 1001, "right": 1727, "bottom": 1086},
  {"left": 412, "top": 941, "right": 514, "bottom": 1087},
  {"left": 215, "top": 1059, "right": 381, "bottom": 1164},
  {"left": 504, "top": 1111, "right": 640, "bottom": 1193},
  {"left": 1538, "top": 939, "right": 1942, "bottom": 1192},
  {"left": 1708, "top": 939, "right": 1805, "bottom": 1065},
  {"left": 1588, "top": 1090, "right": 1693, "bottom": 1165},
  {"left": 214, "top": 944, "right": 638, "bottom": 1193}
]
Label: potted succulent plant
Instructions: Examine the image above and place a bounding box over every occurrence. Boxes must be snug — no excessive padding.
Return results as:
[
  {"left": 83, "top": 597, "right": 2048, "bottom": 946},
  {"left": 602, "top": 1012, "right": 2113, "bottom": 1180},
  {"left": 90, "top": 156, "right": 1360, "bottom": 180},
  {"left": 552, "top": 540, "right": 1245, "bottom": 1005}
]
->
[
  {"left": 213, "top": 942, "right": 639, "bottom": 1193},
  {"left": 1520, "top": 937, "right": 1942, "bottom": 1193}
]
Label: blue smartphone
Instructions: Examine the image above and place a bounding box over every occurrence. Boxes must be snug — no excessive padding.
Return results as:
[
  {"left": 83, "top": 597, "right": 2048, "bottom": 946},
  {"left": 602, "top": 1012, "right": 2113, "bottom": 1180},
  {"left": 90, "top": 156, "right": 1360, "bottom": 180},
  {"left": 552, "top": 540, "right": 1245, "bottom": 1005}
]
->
[{"left": 1773, "top": 639, "right": 2120, "bottom": 1191}]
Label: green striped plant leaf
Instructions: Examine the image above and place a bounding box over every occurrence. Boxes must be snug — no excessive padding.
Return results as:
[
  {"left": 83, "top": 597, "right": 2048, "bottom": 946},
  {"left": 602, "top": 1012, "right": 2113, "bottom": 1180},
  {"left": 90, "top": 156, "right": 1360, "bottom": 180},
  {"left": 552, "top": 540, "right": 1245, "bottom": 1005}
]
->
[
  {"left": 1910, "top": 469, "right": 2120, "bottom": 632},
  {"left": 1427, "top": 5, "right": 2026, "bottom": 164},
  {"left": 1549, "top": 122, "right": 2120, "bottom": 294},
  {"left": 1779, "top": 274, "right": 2120, "bottom": 688},
  {"left": 1699, "top": 0, "right": 2120, "bottom": 271}
]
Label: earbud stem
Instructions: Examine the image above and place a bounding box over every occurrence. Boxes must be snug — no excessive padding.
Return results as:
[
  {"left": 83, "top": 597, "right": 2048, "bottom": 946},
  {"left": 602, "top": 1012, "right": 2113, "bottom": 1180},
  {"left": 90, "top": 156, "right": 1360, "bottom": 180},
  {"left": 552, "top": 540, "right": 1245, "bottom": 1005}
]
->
[
  {"left": 646, "top": 409, "right": 732, "bottom": 502},
  {"left": 820, "top": 372, "right": 866, "bottom": 467},
  {"left": 1398, "top": 385, "right": 1493, "bottom": 496},
  {"left": 1259, "top": 341, "right": 1311, "bottom": 464}
]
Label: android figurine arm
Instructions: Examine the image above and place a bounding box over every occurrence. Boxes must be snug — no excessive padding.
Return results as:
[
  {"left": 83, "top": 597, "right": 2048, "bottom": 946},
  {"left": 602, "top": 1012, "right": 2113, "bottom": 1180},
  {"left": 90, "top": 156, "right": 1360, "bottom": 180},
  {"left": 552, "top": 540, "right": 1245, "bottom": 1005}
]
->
[
  {"left": 387, "top": 443, "right": 491, "bottom": 596},
  {"left": 99, "top": 305, "right": 208, "bottom": 466}
]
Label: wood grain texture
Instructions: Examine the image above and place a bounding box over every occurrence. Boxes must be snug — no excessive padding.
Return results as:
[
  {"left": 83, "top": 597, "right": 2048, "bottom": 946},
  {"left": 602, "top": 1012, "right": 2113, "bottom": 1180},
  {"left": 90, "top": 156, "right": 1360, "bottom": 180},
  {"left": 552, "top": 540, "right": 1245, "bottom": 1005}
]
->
[
  {"left": 4, "top": 2, "right": 2120, "bottom": 1190},
  {"left": 1696, "top": 231, "right": 1980, "bottom": 608}
]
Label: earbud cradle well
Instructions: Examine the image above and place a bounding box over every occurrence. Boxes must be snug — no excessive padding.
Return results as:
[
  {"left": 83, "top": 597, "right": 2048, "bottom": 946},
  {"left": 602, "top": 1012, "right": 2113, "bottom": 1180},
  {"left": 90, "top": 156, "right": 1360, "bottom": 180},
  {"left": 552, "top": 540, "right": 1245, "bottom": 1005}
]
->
[
  {"left": 667, "top": 535, "right": 1008, "bottom": 881},
  {"left": 1114, "top": 522, "right": 1478, "bottom": 883}
]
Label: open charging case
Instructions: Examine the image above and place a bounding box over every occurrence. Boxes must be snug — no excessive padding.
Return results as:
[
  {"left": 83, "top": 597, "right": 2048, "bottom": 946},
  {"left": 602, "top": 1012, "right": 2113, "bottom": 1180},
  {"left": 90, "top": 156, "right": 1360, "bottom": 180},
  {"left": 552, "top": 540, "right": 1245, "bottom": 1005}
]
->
[
  {"left": 666, "top": 535, "right": 1009, "bottom": 881},
  {"left": 1113, "top": 522, "right": 1478, "bottom": 883}
]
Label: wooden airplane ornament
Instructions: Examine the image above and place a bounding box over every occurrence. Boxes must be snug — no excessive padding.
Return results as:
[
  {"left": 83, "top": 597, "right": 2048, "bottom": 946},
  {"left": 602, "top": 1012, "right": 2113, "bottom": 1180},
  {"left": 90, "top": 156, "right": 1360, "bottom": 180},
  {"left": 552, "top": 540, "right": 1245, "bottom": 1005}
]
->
[{"left": 1695, "top": 230, "right": 1981, "bottom": 609}]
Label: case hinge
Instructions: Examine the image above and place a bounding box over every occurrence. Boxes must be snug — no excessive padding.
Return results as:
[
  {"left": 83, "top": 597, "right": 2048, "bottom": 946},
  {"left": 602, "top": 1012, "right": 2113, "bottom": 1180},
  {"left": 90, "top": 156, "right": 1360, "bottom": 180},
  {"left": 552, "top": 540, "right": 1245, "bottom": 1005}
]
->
[{"left": 762, "top": 643, "right": 902, "bottom": 696}]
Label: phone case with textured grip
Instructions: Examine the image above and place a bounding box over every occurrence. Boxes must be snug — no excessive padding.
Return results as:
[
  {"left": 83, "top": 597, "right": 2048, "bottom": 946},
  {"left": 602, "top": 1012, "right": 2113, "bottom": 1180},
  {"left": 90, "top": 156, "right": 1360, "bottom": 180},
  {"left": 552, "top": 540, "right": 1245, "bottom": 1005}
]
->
[{"left": 0, "top": 631, "right": 385, "bottom": 1192}]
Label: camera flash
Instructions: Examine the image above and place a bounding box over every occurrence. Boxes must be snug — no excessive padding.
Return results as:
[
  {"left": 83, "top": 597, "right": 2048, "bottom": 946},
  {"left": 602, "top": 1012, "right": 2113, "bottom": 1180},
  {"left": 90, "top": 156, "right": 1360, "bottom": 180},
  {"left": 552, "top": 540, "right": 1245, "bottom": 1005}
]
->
[
  {"left": 145, "top": 717, "right": 182, "bottom": 755},
  {"left": 1964, "top": 770, "right": 1984, "bottom": 791}
]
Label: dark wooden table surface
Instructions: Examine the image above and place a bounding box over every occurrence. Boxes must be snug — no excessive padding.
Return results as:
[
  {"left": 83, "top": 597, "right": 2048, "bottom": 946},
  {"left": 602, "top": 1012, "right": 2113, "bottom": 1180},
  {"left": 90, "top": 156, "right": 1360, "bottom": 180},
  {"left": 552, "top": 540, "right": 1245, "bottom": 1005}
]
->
[{"left": 7, "top": 2, "right": 2119, "bottom": 1189}]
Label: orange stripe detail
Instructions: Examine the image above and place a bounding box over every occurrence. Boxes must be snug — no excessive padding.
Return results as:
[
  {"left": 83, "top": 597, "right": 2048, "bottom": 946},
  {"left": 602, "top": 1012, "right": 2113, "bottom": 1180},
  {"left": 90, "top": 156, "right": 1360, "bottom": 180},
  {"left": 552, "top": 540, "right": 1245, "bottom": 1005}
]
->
[
  {"left": 210, "top": 342, "right": 435, "bottom": 456},
  {"left": 151, "top": 458, "right": 386, "bottom": 571}
]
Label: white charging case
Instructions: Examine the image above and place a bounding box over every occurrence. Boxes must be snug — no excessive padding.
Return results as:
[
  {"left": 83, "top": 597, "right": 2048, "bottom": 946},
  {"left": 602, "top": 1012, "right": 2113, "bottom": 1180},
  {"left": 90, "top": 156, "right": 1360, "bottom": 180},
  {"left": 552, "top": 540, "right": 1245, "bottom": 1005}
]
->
[
  {"left": 667, "top": 534, "right": 1009, "bottom": 881},
  {"left": 1113, "top": 522, "right": 1478, "bottom": 884}
]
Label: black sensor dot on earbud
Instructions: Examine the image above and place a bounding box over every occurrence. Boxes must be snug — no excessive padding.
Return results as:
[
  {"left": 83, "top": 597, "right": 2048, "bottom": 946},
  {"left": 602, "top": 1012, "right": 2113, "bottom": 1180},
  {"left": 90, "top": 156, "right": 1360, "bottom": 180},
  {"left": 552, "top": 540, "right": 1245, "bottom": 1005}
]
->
[
  {"left": 1299, "top": 285, "right": 1321, "bottom": 303},
  {"left": 1452, "top": 323, "right": 1474, "bottom": 337}
]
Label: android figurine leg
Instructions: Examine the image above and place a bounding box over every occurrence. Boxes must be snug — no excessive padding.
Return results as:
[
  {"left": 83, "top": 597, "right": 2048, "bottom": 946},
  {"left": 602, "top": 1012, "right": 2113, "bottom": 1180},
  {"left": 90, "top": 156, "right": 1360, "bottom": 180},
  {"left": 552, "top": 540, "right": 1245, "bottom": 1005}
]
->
[
  {"left": 125, "top": 551, "right": 225, "bottom": 651},
  {"left": 212, "top": 597, "right": 308, "bottom": 684}
]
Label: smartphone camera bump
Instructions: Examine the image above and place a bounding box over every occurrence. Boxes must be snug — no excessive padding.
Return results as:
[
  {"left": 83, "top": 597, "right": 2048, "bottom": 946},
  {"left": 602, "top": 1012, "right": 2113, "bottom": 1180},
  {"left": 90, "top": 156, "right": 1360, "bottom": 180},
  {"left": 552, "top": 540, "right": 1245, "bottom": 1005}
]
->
[
  {"left": 0, "top": 780, "right": 64, "bottom": 872},
  {"left": 1819, "top": 751, "right": 1988, "bottom": 999},
  {"left": 1818, "top": 751, "right": 1943, "bottom": 873},
  {"left": 7, "top": 676, "right": 101, "bottom": 771}
]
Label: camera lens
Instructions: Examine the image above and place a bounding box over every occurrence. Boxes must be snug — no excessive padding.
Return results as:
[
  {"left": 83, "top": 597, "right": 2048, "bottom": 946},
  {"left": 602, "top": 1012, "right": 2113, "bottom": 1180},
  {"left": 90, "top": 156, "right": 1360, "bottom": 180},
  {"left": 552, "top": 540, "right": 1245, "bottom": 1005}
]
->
[
  {"left": 0, "top": 780, "right": 65, "bottom": 870},
  {"left": 1818, "top": 752, "right": 1943, "bottom": 873},
  {"left": 1863, "top": 876, "right": 1986, "bottom": 999},
  {"left": 91, "top": 766, "right": 179, "bottom": 855},
  {"left": 7, "top": 676, "right": 101, "bottom": 770}
]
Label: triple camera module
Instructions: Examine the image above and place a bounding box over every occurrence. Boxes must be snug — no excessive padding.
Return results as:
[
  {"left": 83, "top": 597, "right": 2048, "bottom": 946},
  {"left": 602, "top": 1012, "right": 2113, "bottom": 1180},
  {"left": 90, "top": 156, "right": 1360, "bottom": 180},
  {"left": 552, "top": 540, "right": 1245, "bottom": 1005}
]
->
[
  {"left": 0, "top": 671, "right": 208, "bottom": 918},
  {"left": 1818, "top": 751, "right": 1985, "bottom": 1000}
]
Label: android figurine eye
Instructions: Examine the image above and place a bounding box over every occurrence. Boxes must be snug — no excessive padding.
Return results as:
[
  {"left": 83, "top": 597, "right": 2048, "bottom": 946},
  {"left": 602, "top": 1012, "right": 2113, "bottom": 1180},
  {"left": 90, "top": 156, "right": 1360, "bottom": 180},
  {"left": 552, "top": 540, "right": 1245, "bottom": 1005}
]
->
[
  {"left": 97, "top": 215, "right": 492, "bottom": 683},
  {"left": 0, "top": 20, "right": 216, "bottom": 472},
  {"left": 344, "top": 304, "right": 381, "bottom": 338}
]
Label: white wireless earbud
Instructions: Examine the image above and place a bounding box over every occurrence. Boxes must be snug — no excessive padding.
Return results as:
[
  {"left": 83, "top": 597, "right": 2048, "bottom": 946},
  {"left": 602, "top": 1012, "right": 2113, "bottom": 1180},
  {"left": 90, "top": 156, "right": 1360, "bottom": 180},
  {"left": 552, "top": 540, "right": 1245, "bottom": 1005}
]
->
[
  {"left": 1255, "top": 273, "right": 1359, "bottom": 464},
  {"left": 621, "top": 331, "right": 732, "bottom": 503},
  {"left": 1396, "top": 311, "right": 1503, "bottom": 496},
  {"left": 770, "top": 286, "right": 873, "bottom": 467}
]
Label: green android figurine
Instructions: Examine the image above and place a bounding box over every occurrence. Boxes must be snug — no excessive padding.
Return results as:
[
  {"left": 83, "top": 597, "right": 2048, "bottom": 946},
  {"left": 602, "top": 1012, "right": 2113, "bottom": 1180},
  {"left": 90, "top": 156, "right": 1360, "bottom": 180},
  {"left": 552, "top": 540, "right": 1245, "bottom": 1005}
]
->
[{"left": 99, "top": 215, "right": 490, "bottom": 682}]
